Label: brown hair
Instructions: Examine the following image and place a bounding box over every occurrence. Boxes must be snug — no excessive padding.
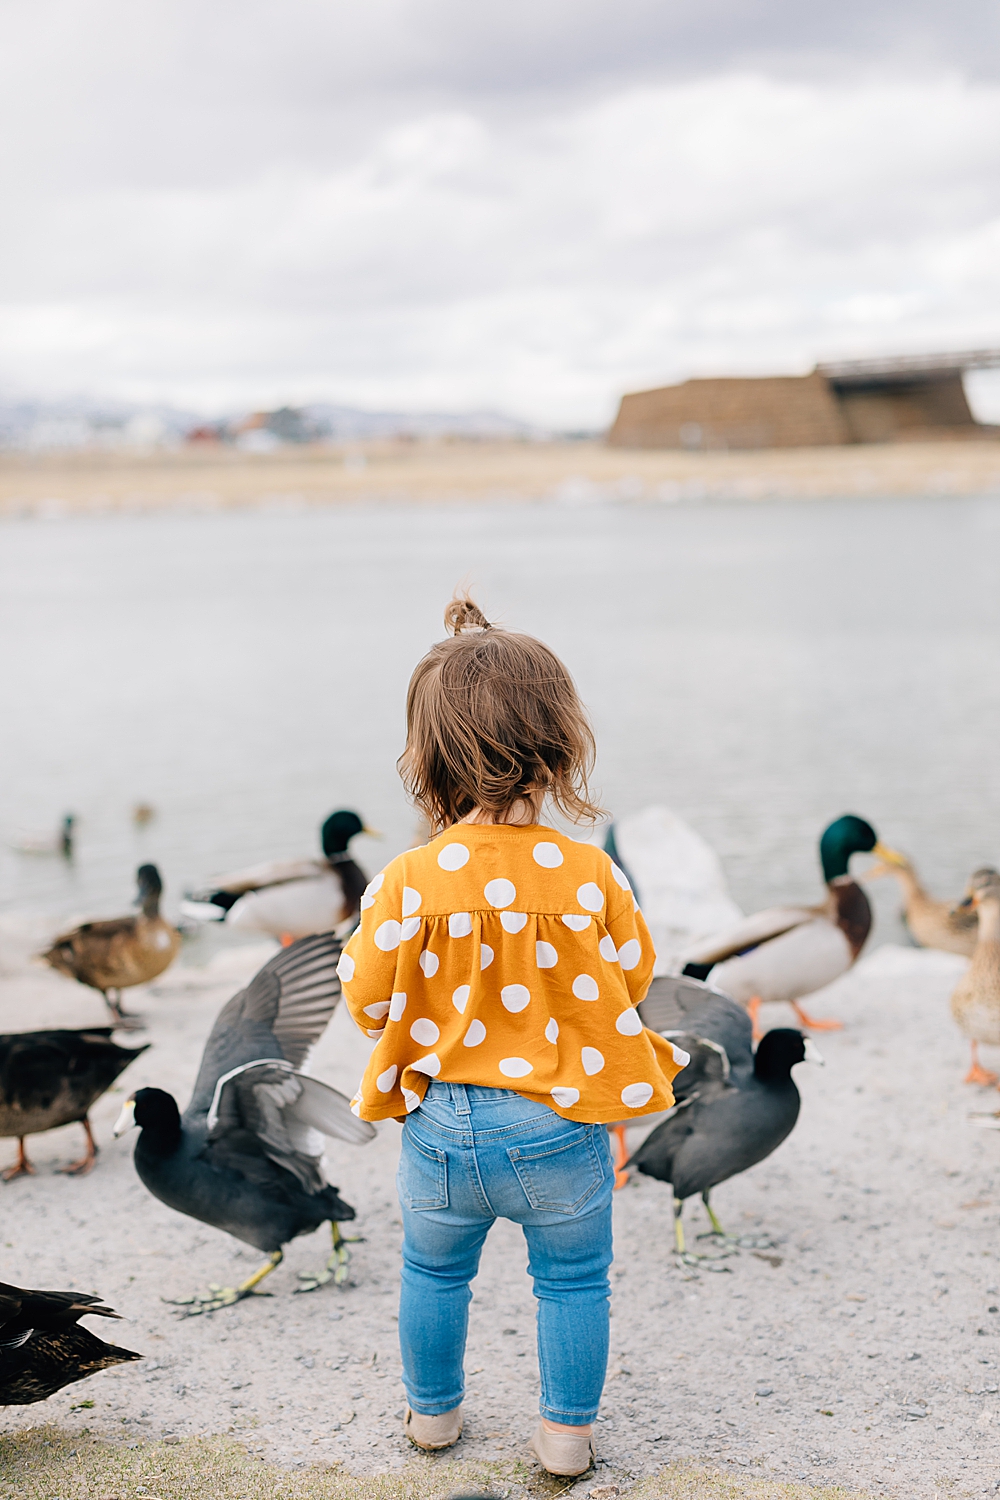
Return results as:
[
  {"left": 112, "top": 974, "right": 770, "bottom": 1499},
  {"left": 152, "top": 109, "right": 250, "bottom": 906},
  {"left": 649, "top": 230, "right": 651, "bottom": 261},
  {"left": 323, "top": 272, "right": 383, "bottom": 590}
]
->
[{"left": 400, "top": 594, "right": 604, "bottom": 832}]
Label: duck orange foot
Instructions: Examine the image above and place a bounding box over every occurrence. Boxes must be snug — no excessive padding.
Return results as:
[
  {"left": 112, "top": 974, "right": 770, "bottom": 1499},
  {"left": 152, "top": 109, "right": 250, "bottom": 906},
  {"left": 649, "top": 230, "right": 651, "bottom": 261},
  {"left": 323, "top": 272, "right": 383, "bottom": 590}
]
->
[
  {"left": 791, "top": 1002, "right": 843, "bottom": 1032},
  {"left": 964, "top": 1063, "right": 999, "bottom": 1086}
]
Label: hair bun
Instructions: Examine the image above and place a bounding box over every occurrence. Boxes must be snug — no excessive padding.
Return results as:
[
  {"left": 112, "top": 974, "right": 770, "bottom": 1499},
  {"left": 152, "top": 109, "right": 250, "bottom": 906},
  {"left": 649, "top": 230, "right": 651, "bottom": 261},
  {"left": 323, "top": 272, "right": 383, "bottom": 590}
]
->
[{"left": 444, "top": 594, "right": 491, "bottom": 636}]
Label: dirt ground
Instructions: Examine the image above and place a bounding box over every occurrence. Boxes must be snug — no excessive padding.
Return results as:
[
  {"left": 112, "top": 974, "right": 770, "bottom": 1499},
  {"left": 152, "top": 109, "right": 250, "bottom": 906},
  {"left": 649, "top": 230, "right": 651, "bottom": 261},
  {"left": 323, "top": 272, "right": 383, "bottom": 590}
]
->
[
  {"left": 2, "top": 916, "right": 999, "bottom": 1498},
  {"left": 2, "top": 436, "right": 1000, "bottom": 518}
]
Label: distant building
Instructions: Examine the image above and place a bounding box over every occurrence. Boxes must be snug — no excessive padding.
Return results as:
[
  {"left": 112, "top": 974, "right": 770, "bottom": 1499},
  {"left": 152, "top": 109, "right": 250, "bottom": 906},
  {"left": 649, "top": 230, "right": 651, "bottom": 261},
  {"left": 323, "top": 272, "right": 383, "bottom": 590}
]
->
[{"left": 608, "top": 349, "right": 1000, "bottom": 450}]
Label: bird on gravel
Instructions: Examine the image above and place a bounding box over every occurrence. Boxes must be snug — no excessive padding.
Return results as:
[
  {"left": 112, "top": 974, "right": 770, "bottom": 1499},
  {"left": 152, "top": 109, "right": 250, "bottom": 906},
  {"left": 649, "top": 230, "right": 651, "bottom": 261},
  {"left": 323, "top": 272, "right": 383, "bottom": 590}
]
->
[
  {"left": 41, "top": 863, "right": 180, "bottom": 1028},
  {"left": 631, "top": 974, "right": 822, "bottom": 1253},
  {"left": 680, "top": 814, "right": 886, "bottom": 1035},
  {"left": 949, "top": 867, "right": 1000, "bottom": 1086},
  {"left": 113, "top": 932, "right": 375, "bottom": 1314},
  {"left": 1, "top": 1028, "right": 148, "bottom": 1180},
  {"left": 0, "top": 1281, "right": 140, "bottom": 1405},
  {"left": 180, "top": 809, "right": 375, "bottom": 943}
]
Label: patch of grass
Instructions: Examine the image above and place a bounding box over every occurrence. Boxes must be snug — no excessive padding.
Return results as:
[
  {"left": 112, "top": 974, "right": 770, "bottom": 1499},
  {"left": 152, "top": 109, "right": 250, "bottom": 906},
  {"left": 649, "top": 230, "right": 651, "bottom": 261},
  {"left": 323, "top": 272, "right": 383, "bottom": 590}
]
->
[{"left": 0, "top": 1426, "right": 871, "bottom": 1500}]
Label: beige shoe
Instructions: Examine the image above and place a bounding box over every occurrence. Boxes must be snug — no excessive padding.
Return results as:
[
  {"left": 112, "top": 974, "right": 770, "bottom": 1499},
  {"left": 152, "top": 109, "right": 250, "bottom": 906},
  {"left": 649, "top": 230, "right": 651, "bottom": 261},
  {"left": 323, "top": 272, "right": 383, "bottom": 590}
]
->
[
  {"left": 529, "top": 1421, "right": 596, "bottom": 1476},
  {"left": 403, "top": 1405, "right": 463, "bottom": 1450}
]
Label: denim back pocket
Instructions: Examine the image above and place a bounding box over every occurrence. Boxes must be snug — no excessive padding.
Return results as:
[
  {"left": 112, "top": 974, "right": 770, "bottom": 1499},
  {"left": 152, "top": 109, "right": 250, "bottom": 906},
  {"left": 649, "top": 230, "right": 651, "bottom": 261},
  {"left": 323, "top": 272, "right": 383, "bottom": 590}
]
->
[
  {"left": 507, "top": 1124, "right": 606, "bottom": 1214},
  {"left": 398, "top": 1129, "right": 449, "bottom": 1211}
]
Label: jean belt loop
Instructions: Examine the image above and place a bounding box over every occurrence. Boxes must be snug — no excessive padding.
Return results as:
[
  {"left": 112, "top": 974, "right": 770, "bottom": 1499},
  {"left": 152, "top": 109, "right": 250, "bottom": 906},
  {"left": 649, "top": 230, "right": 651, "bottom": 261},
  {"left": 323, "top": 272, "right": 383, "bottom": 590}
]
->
[{"left": 450, "top": 1082, "right": 471, "bottom": 1116}]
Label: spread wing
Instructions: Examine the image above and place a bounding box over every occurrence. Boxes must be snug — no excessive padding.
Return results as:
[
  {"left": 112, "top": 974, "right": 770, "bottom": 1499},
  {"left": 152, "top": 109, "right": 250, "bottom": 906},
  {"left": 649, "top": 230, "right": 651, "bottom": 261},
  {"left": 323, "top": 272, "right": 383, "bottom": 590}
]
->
[
  {"left": 190, "top": 857, "right": 326, "bottom": 900},
  {"left": 638, "top": 975, "right": 753, "bottom": 1076},
  {"left": 236, "top": 932, "right": 344, "bottom": 1068},
  {"left": 681, "top": 905, "right": 816, "bottom": 967},
  {"left": 205, "top": 1061, "right": 374, "bottom": 1192}
]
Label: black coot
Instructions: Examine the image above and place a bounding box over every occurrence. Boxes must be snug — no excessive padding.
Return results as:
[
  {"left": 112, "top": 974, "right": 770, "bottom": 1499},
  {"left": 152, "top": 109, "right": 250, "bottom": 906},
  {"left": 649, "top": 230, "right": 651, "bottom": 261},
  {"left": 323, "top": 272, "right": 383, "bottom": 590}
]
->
[
  {"left": 115, "top": 932, "right": 375, "bottom": 1313},
  {"left": 633, "top": 974, "right": 821, "bottom": 1253}
]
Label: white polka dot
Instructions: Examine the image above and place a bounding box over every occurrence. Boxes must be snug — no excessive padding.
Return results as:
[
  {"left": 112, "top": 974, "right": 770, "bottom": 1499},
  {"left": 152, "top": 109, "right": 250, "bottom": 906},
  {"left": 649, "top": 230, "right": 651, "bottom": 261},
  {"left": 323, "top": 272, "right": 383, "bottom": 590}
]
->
[
  {"left": 535, "top": 940, "right": 558, "bottom": 969},
  {"left": 611, "top": 862, "right": 632, "bottom": 891},
  {"left": 375, "top": 919, "right": 401, "bottom": 951},
  {"left": 551, "top": 1086, "right": 580, "bottom": 1108},
  {"left": 484, "top": 878, "right": 517, "bottom": 908},
  {"left": 499, "top": 1057, "right": 533, "bottom": 1078},
  {"left": 365, "top": 871, "right": 385, "bottom": 896},
  {"left": 501, "top": 984, "right": 530, "bottom": 1013},
  {"left": 400, "top": 916, "right": 421, "bottom": 941},
  {"left": 572, "top": 973, "right": 599, "bottom": 1001},
  {"left": 480, "top": 943, "right": 494, "bottom": 970},
  {"left": 533, "top": 841, "right": 564, "bottom": 868},
  {"left": 463, "top": 1019, "right": 487, "bottom": 1047},
  {"left": 500, "top": 911, "right": 528, "bottom": 934},
  {"left": 562, "top": 913, "right": 591, "bottom": 932},
  {"left": 419, "top": 949, "right": 439, "bottom": 977},
  {"left": 670, "top": 1042, "right": 691, "bottom": 1068},
  {"left": 410, "top": 1018, "right": 440, "bottom": 1046},
  {"left": 336, "top": 952, "right": 355, "bottom": 981},
  {"left": 581, "top": 1046, "right": 605, "bottom": 1076},
  {"left": 363, "top": 1001, "right": 390, "bottom": 1019},
  {"left": 616, "top": 1008, "right": 643, "bottom": 1036},
  {"left": 350, "top": 1098, "right": 362, "bottom": 1117},
  {"left": 388, "top": 992, "right": 407, "bottom": 1022},
  {"left": 617, "top": 938, "right": 642, "bottom": 971},
  {"left": 366, "top": 1028, "right": 383, "bottom": 1039},
  {"left": 599, "top": 935, "right": 619, "bottom": 963},
  {"left": 402, "top": 1087, "right": 421, "bottom": 1112},
  {"left": 402, "top": 886, "right": 422, "bottom": 917},
  {"left": 360, "top": 893, "right": 375, "bottom": 911},
  {"left": 621, "top": 1082, "right": 654, "bottom": 1109},
  {"left": 412, "top": 1053, "right": 441, "bottom": 1077},
  {"left": 376, "top": 1064, "right": 398, "bottom": 1093},
  {"left": 449, "top": 912, "right": 472, "bottom": 938},
  {"left": 438, "top": 842, "right": 470, "bottom": 871},
  {"left": 452, "top": 985, "right": 471, "bottom": 1014},
  {"left": 577, "top": 882, "right": 604, "bottom": 913},
  {"left": 545, "top": 1017, "right": 559, "bottom": 1043}
]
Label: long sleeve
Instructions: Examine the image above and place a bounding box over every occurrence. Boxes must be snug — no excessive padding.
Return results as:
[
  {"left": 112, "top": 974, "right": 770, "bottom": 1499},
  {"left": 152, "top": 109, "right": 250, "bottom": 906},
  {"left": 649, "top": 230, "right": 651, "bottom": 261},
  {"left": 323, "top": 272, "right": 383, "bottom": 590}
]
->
[
  {"left": 604, "top": 877, "right": 656, "bottom": 1007},
  {"left": 337, "top": 892, "right": 400, "bottom": 1039}
]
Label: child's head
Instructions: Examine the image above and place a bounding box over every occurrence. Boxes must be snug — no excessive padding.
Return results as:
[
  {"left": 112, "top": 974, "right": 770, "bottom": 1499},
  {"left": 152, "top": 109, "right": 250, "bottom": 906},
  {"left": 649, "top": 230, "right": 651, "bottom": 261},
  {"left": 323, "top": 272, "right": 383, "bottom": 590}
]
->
[{"left": 400, "top": 595, "right": 603, "bottom": 832}]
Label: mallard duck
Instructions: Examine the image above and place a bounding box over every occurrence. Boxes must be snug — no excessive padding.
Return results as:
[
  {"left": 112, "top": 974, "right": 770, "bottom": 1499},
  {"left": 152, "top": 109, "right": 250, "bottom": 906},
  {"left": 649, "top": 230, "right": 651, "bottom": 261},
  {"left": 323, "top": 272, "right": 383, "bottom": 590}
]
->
[
  {"left": 181, "top": 810, "right": 374, "bottom": 942},
  {"left": 605, "top": 805, "right": 743, "bottom": 976},
  {"left": 10, "top": 814, "right": 75, "bottom": 858},
  {"left": 681, "top": 814, "right": 887, "bottom": 1034},
  {"left": 0, "top": 1281, "right": 140, "bottom": 1404},
  {"left": 113, "top": 932, "right": 375, "bottom": 1314},
  {"left": 630, "top": 974, "right": 822, "bottom": 1252},
  {"left": 949, "top": 867, "right": 1000, "bottom": 1086},
  {"left": 866, "top": 847, "right": 980, "bottom": 956},
  {"left": 1, "top": 1028, "right": 148, "bottom": 1179},
  {"left": 41, "top": 864, "right": 180, "bottom": 1028}
]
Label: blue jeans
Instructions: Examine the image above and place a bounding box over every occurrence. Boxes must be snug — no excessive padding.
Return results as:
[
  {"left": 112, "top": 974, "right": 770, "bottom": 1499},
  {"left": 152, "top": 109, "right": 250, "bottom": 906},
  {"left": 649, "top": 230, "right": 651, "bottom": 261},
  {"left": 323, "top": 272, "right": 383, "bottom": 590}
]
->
[{"left": 396, "top": 1082, "right": 614, "bottom": 1425}]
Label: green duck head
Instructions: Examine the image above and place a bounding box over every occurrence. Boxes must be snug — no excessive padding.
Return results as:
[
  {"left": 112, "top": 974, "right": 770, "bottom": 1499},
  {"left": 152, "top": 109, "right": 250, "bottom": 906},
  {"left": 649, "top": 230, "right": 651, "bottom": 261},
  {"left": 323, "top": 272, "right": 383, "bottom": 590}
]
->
[
  {"left": 819, "top": 815, "right": 878, "bottom": 883},
  {"left": 321, "top": 809, "right": 372, "bottom": 858}
]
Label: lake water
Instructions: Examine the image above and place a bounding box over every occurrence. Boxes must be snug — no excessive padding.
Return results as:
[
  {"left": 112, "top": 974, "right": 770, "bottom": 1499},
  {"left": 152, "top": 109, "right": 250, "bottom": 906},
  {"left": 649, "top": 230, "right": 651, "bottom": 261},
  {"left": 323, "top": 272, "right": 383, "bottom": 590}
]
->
[{"left": 2, "top": 492, "right": 999, "bottom": 943}]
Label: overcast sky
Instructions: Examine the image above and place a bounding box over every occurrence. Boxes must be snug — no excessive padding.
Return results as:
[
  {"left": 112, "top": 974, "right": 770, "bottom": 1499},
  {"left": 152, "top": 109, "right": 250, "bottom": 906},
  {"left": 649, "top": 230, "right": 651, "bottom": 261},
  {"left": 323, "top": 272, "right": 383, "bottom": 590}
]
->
[{"left": 2, "top": 0, "right": 1000, "bottom": 425}]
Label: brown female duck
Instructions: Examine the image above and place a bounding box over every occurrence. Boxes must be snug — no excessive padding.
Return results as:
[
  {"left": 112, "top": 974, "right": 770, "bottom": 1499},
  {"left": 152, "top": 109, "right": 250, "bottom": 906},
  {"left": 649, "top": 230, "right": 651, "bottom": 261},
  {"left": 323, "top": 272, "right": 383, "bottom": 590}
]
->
[
  {"left": 869, "top": 847, "right": 979, "bottom": 957},
  {"left": 950, "top": 868, "right": 1000, "bottom": 1086},
  {"left": 41, "top": 864, "right": 180, "bottom": 1027}
]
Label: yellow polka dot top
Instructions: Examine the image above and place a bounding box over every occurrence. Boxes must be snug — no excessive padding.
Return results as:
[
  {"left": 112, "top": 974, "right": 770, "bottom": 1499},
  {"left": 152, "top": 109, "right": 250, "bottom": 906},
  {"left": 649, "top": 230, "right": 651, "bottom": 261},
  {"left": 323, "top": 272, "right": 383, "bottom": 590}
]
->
[{"left": 338, "top": 823, "right": 685, "bottom": 1124}]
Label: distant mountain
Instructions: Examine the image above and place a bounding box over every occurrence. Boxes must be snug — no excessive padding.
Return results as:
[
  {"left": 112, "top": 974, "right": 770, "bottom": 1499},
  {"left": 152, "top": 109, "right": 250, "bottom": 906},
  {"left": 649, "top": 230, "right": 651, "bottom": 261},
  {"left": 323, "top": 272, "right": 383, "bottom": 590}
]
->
[{"left": 0, "top": 394, "right": 549, "bottom": 451}]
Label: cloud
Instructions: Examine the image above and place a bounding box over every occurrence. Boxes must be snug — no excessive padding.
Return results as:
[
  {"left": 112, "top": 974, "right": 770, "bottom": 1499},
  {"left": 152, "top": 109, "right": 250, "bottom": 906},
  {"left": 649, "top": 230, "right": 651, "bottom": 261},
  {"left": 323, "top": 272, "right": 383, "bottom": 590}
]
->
[{"left": 1, "top": 3, "right": 999, "bottom": 422}]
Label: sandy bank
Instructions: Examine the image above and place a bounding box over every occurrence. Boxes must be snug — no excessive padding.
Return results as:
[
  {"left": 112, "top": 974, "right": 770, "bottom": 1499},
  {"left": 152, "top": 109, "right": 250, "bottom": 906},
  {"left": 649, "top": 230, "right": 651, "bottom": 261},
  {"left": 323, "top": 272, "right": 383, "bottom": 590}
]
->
[
  {"left": 2, "top": 914, "right": 999, "bottom": 1497},
  {"left": 2, "top": 438, "right": 1000, "bottom": 517}
]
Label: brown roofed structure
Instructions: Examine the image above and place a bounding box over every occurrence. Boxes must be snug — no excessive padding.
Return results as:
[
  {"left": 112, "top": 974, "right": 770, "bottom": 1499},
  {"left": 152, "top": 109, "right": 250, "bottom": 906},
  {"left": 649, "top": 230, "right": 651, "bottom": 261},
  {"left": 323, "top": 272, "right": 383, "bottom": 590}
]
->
[{"left": 609, "top": 350, "right": 1000, "bottom": 450}]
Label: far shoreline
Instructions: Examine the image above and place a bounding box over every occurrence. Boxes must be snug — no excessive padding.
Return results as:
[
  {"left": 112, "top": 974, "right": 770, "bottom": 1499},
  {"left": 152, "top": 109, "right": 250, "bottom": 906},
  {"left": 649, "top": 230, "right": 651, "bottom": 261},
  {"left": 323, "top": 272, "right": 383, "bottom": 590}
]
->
[{"left": 2, "top": 436, "right": 1000, "bottom": 517}]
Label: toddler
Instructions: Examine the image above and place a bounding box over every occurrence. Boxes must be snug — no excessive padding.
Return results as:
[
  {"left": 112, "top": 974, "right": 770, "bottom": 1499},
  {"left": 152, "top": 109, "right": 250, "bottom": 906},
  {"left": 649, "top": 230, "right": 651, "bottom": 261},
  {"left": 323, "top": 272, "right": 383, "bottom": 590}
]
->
[{"left": 339, "top": 596, "right": 683, "bottom": 1476}]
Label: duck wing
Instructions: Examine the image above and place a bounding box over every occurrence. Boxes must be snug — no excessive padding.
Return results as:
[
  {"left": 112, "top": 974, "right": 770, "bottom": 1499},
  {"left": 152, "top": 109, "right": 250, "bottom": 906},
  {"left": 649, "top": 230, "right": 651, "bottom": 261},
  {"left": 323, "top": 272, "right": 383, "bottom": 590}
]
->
[
  {"left": 190, "top": 857, "right": 327, "bottom": 900},
  {"left": 204, "top": 1061, "right": 374, "bottom": 1192},
  {"left": 188, "top": 933, "right": 345, "bottom": 1113},
  {"left": 638, "top": 975, "right": 753, "bottom": 1077},
  {"left": 0, "top": 1282, "right": 123, "bottom": 1341},
  {"left": 681, "top": 905, "right": 817, "bottom": 967}
]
